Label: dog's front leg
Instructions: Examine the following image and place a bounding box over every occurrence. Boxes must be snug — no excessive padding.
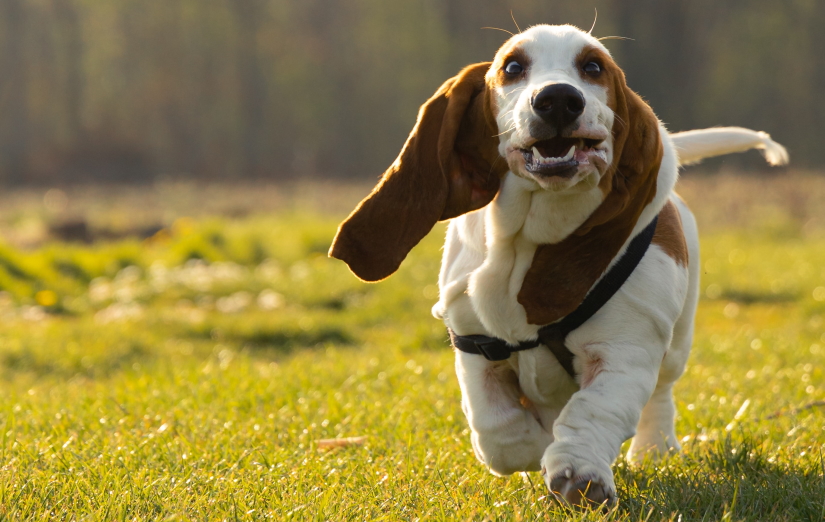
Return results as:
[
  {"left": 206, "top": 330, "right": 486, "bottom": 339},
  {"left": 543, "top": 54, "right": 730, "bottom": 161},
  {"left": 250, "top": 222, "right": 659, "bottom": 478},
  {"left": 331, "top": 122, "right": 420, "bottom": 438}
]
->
[
  {"left": 540, "top": 340, "right": 662, "bottom": 508},
  {"left": 455, "top": 351, "right": 553, "bottom": 475}
]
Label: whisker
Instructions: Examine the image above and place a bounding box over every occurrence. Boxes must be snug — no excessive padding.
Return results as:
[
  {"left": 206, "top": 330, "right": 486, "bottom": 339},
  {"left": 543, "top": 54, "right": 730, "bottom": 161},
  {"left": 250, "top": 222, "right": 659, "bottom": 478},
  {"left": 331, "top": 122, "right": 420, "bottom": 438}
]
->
[
  {"left": 492, "top": 124, "right": 517, "bottom": 138},
  {"left": 510, "top": 10, "right": 522, "bottom": 33},
  {"left": 482, "top": 26, "right": 515, "bottom": 37},
  {"left": 505, "top": 87, "right": 528, "bottom": 98},
  {"left": 499, "top": 110, "right": 519, "bottom": 123},
  {"left": 597, "top": 36, "right": 634, "bottom": 42},
  {"left": 588, "top": 8, "right": 598, "bottom": 34},
  {"left": 500, "top": 104, "right": 520, "bottom": 115},
  {"left": 488, "top": 155, "right": 505, "bottom": 176}
]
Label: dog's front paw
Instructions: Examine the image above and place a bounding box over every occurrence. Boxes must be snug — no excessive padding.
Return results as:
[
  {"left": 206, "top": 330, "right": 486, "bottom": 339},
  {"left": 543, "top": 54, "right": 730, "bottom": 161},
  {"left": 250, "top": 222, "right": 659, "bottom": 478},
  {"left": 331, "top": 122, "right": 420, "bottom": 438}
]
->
[
  {"left": 541, "top": 444, "right": 616, "bottom": 510},
  {"left": 545, "top": 471, "right": 614, "bottom": 509}
]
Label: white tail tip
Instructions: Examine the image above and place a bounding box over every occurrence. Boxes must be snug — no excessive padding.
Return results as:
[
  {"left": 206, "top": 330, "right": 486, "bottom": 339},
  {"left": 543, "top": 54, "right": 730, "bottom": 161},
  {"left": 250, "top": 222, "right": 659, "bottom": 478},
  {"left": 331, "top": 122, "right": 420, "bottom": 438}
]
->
[{"left": 756, "top": 131, "right": 789, "bottom": 166}]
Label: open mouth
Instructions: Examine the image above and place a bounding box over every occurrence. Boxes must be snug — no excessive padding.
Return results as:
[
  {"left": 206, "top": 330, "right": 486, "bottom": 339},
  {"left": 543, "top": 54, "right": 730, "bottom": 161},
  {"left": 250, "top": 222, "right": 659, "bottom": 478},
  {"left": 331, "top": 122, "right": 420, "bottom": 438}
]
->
[{"left": 521, "top": 137, "right": 604, "bottom": 178}]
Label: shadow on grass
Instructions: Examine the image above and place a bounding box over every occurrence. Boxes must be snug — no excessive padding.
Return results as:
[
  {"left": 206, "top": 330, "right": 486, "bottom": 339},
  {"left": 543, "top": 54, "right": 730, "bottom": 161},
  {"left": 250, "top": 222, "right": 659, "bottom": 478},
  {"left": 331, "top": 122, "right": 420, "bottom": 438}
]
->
[
  {"left": 617, "top": 437, "right": 825, "bottom": 521},
  {"left": 721, "top": 289, "right": 798, "bottom": 305},
  {"left": 1, "top": 341, "right": 151, "bottom": 379},
  {"left": 306, "top": 297, "right": 347, "bottom": 311},
  {"left": 187, "top": 325, "right": 354, "bottom": 354}
]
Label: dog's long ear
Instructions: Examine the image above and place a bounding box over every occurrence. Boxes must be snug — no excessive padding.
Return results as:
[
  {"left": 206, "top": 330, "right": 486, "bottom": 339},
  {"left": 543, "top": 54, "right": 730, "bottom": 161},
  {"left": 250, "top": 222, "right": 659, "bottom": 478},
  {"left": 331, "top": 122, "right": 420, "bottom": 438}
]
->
[
  {"left": 518, "top": 59, "right": 664, "bottom": 326},
  {"left": 329, "top": 62, "right": 504, "bottom": 282},
  {"left": 578, "top": 64, "right": 663, "bottom": 233}
]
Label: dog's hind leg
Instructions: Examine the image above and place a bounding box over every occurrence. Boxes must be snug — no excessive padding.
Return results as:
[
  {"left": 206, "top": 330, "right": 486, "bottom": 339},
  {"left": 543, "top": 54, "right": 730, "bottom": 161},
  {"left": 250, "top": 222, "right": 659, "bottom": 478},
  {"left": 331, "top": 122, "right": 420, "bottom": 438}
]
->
[
  {"left": 455, "top": 351, "right": 553, "bottom": 476},
  {"left": 627, "top": 306, "right": 693, "bottom": 462},
  {"left": 628, "top": 198, "right": 700, "bottom": 462},
  {"left": 627, "top": 289, "right": 696, "bottom": 462},
  {"left": 627, "top": 382, "right": 681, "bottom": 462}
]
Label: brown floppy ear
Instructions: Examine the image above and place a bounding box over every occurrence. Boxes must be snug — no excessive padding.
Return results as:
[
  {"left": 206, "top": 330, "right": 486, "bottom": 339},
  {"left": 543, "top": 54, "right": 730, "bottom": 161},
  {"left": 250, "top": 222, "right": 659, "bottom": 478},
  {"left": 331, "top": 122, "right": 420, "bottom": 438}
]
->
[
  {"left": 329, "top": 62, "right": 505, "bottom": 282},
  {"left": 579, "top": 65, "right": 663, "bottom": 233},
  {"left": 517, "top": 61, "right": 664, "bottom": 325}
]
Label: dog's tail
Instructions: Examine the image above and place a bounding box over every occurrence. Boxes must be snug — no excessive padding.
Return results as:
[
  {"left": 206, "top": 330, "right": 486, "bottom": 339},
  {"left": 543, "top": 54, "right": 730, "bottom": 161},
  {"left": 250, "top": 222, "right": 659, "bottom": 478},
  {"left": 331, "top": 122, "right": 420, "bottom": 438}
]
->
[{"left": 671, "top": 126, "right": 789, "bottom": 167}]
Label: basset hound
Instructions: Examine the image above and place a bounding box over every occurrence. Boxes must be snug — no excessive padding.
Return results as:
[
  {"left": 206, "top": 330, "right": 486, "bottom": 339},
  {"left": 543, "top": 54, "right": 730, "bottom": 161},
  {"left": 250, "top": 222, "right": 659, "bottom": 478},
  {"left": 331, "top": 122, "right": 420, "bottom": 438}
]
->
[{"left": 329, "top": 24, "right": 788, "bottom": 508}]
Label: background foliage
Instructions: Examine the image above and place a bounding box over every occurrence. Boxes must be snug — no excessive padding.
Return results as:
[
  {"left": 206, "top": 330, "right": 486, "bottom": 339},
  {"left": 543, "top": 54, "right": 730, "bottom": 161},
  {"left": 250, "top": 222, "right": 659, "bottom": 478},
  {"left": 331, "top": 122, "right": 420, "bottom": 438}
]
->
[{"left": 0, "top": 0, "right": 821, "bottom": 184}]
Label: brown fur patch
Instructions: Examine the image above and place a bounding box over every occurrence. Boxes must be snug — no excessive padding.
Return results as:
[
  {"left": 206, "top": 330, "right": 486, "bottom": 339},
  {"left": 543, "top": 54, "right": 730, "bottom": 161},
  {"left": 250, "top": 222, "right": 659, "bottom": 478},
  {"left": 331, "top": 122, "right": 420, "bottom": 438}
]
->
[
  {"left": 519, "top": 394, "right": 534, "bottom": 409},
  {"left": 652, "top": 200, "right": 688, "bottom": 266},
  {"left": 517, "top": 48, "right": 663, "bottom": 325},
  {"left": 483, "top": 363, "right": 522, "bottom": 405},
  {"left": 580, "top": 353, "right": 604, "bottom": 389},
  {"left": 488, "top": 44, "right": 532, "bottom": 89},
  {"left": 519, "top": 394, "right": 543, "bottom": 426},
  {"left": 483, "top": 364, "right": 510, "bottom": 392},
  {"left": 575, "top": 47, "right": 613, "bottom": 90}
]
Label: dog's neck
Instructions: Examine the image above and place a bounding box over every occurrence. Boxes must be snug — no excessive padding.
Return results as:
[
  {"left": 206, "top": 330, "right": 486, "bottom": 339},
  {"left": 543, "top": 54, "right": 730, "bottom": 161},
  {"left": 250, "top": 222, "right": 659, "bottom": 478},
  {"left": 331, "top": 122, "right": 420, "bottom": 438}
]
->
[{"left": 486, "top": 174, "right": 606, "bottom": 249}]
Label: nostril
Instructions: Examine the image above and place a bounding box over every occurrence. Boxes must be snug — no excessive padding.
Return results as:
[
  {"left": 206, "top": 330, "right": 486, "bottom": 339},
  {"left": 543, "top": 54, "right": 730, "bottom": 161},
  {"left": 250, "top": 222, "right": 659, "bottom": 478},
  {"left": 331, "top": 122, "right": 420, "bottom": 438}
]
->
[
  {"left": 567, "top": 94, "right": 584, "bottom": 115},
  {"left": 531, "top": 93, "right": 552, "bottom": 112}
]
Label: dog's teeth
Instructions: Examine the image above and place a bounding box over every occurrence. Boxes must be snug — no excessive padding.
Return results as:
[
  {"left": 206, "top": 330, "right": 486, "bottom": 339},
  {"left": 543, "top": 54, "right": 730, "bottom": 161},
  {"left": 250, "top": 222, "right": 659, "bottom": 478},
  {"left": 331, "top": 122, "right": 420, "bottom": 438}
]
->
[
  {"left": 530, "top": 144, "right": 577, "bottom": 166},
  {"left": 564, "top": 469, "right": 572, "bottom": 479}
]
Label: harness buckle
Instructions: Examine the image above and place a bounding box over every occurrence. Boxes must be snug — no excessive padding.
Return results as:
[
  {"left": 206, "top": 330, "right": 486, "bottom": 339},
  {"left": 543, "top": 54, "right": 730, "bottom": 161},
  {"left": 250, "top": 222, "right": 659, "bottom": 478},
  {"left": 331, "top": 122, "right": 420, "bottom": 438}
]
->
[{"left": 474, "top": 338, "right": 512, "bottom": 361}]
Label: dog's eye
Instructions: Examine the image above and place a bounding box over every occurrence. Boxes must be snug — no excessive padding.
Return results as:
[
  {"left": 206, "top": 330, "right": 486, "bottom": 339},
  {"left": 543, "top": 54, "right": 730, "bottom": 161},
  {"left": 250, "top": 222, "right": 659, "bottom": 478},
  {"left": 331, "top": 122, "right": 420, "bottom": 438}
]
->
[
  {"left": 504, "top": 61, "right": 524, "bottom": 76},
  {"left": 583, "top": 61, "right": 601, "bottom": 75}
]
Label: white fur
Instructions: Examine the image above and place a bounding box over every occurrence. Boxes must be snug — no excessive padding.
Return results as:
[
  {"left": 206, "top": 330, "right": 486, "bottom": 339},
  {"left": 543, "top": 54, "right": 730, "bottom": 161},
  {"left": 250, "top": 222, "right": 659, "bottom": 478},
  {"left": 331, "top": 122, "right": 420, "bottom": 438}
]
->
[
  {"left": 672, "top": 127, "right": 789, "bottom": 166},
  {"left": 431, "top": 24, "right": 787, "bottom": 503}
]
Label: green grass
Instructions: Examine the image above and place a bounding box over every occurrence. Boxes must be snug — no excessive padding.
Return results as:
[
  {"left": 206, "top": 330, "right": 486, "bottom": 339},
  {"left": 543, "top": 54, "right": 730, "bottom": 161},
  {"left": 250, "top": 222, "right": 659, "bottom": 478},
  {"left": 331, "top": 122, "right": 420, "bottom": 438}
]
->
[{"left": 0, "top": 181, "right": 823, "bottom": 520}]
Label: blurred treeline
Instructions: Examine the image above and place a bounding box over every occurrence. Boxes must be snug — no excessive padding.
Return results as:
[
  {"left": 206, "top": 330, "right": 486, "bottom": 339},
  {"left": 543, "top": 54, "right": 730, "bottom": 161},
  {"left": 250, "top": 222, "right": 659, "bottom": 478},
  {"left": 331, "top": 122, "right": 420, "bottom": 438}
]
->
[{"left": 0, "top": 0, "right": 821, "bottom": 184}]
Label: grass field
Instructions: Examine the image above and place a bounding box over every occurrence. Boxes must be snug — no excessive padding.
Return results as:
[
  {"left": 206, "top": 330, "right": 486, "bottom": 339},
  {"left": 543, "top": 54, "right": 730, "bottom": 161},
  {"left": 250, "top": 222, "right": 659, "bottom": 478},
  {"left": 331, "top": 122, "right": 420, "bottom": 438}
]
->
[{"left": 0, "top": 172, "right": 824, "bottom": 520}]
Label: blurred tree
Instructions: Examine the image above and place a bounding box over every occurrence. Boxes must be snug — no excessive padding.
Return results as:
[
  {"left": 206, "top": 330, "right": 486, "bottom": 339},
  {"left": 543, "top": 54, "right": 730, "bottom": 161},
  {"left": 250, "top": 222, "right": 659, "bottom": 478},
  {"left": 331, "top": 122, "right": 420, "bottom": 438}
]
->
[
  {"left": 0, "top": 0, "right": 820, "bottom": 184},
  {"left": 0, "top": 0, "right": 29, "bottom": 185},
  {"left": 231, "top": 0, "right": 267, "bottom": 178},
  {"left": 52, "top": 0, "right": 83, "bottom": 141}
]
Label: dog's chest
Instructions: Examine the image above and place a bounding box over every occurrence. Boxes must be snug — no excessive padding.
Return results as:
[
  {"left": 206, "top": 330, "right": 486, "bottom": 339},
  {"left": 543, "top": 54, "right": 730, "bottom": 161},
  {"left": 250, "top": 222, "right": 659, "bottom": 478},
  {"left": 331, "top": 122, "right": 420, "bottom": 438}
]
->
[{"left": 437, "top": 174, "right": 604, "bottom": 344}]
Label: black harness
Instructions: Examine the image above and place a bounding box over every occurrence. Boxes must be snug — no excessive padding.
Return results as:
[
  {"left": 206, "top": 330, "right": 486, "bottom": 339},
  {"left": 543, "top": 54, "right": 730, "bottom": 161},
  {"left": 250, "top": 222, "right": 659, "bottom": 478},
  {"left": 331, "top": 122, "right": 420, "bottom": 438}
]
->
[{"left": 449, "top": 214, "right": 659, "bottom": 379}]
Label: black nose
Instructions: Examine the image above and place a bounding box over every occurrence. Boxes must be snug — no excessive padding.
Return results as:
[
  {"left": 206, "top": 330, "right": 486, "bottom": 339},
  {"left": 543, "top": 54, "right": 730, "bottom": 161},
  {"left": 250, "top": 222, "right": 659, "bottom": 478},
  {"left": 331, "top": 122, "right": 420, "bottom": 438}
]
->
[{"left": 531, "top": 84, "right": 585, "bottom": 129}]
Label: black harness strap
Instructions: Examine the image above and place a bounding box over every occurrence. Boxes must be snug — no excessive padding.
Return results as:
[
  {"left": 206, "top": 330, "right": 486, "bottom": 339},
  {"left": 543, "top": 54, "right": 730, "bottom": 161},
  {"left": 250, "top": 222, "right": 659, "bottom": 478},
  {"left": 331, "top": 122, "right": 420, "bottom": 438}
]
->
[
  {"left": 448, "top": 330, "right": 540, "bottom": 362},
  {"left": 449, "top": 214, "right": 660, "bottom": 379}
]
